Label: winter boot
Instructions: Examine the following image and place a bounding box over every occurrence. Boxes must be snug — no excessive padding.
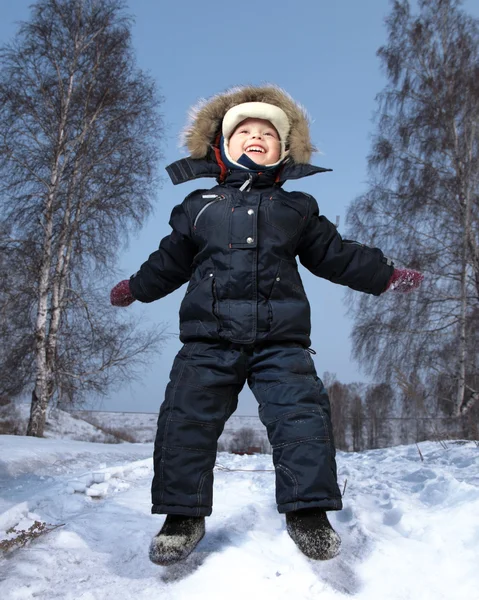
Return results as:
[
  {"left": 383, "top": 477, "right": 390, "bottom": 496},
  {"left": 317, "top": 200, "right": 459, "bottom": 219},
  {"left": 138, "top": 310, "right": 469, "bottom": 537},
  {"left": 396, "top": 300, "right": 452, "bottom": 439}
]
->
[
  {"left": 149, "top": 514, "right": 205, "bottom": 565},
  {"left": 285, "top": 508, "right": 341, "bottom": 560}
]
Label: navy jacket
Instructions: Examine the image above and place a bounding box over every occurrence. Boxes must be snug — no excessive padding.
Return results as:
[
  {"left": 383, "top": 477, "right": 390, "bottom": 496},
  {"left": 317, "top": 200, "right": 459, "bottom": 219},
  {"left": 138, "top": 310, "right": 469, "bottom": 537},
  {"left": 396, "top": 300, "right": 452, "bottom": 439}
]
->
[{"left": 129, "top": 158, "right": 394, "bottom": 347}]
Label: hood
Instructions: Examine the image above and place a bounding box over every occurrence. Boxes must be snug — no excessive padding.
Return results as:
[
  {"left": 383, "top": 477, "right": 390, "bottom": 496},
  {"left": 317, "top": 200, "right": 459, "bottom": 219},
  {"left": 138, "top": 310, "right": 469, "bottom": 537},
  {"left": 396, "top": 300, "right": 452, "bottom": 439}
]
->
[{"left": 182, "top": 85, "right": 316, "bottom": 165}]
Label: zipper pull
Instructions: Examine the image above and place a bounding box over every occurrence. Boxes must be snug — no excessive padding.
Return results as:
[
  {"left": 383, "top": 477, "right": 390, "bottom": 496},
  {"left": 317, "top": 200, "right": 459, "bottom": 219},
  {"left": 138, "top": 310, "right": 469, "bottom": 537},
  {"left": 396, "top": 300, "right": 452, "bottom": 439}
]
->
[{"left": 239, "top": 173, "right": 253, "bottom": 192}]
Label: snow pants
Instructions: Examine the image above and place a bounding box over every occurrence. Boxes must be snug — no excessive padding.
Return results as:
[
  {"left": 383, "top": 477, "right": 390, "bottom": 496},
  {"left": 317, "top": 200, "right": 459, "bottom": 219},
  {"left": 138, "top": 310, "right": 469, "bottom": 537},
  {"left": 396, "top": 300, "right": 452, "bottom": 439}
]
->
[{"left": 151, "top": 341, "right": 343, "bottom": 516}]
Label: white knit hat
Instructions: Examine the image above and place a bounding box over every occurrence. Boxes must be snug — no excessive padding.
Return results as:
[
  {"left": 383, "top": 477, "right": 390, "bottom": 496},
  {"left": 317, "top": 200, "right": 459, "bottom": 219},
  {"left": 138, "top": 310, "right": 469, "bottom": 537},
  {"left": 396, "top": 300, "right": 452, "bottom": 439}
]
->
[{"left": 222, "top": 102, "right": 290, "bottom": 143}]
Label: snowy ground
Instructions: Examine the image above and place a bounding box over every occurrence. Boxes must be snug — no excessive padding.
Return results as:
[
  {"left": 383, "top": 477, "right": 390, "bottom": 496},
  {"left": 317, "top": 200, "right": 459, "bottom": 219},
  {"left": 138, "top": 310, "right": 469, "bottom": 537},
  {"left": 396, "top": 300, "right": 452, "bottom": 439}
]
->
[
  {"left": 2, "top": 404, "right": 133, "bottom": 443},
  {"left": 7, "top": 404, "right": 267, "bottom": 446},
  {"left": 0, "top": 436, "right": 478, "bottom": 600}
]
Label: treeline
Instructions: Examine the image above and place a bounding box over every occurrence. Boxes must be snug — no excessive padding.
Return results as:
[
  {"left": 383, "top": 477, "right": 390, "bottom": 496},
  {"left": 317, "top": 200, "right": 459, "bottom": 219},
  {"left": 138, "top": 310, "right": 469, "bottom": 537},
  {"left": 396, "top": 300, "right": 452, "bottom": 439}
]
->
[
  {"left": 219, "top": 372, "right": 478, "bottom": 455},
  {"left": 325, "top": 373, "right": 479, "bottom": 452}
]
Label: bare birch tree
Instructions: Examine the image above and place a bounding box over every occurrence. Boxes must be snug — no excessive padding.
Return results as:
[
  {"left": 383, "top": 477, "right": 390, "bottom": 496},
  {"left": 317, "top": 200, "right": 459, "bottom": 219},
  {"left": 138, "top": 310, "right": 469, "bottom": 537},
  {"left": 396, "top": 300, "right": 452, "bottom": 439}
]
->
[
  {"left": 0, "top": 0, "right": 164, "bottom": 435},
  {"left": 365, "top": 383, "right": 394, "bottom": 448},
  {"left": 323, "top": 372, "right": 349, "bottom": 451},
  {"left": 347, "top": 383, "right": 367, "bottom": 451},
  {"left": 346, "top": 0, "right": 479, "bottom": 416}
]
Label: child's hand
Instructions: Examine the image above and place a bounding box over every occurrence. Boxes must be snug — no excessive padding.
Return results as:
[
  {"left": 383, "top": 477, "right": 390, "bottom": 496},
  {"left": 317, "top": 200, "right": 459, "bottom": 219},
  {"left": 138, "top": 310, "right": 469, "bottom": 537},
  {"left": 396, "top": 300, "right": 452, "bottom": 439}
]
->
[
  {"left": 110, "top": 279, "right": 136, "bottom": 306},
  {"left": 386, "top": 268, "right": 423, "bottom": 293}
]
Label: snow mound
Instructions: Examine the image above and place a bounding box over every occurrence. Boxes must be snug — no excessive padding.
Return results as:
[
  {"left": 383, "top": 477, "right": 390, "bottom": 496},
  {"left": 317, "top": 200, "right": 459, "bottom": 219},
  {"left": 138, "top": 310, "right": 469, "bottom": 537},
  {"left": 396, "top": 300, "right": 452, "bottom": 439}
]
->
[
  {"left": 1, "top": 403, "right": 131, "bottom": 443},
  {"left": 0, "top": 437, "right": 477, "bottom": 599}
]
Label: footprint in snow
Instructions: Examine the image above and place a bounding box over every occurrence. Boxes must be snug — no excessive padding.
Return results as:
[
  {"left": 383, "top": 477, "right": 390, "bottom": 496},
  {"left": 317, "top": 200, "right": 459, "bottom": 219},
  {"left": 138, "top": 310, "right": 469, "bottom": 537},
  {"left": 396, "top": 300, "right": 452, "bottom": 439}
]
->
[
  {"left": 308, "top": 516, "right": 374, "bottom": 595},
  {"left": 159, "top": 548, "right": 208, "bottom": 583},
  {"left": 382, "top": 507, "right": 403, "bottom": 526}
]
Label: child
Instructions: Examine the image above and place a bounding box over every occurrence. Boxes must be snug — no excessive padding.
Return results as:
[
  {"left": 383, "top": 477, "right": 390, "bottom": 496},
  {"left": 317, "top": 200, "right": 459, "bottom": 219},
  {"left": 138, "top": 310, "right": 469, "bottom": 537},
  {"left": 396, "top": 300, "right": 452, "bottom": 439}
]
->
[{"left": 110, "top": 85, "right": 423, "bottom": 565}]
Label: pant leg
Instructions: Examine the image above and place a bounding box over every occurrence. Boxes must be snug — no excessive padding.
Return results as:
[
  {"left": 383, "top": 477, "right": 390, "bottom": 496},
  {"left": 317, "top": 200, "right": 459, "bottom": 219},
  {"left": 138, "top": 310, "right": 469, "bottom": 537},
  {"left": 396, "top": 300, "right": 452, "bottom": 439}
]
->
[
  {"left": 152, "top": 341, "right": 245, "bottom": 516},
  {"left": 247, "top": 344, "right": 342, "bottom": 513}
]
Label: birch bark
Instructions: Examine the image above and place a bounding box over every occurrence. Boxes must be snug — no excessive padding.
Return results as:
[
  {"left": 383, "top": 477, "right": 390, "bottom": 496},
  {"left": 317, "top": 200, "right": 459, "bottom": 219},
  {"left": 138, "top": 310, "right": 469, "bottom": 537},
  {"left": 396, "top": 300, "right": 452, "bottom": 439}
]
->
[{"left": 27, "top": 71, "right": 75, "bottom": 436}]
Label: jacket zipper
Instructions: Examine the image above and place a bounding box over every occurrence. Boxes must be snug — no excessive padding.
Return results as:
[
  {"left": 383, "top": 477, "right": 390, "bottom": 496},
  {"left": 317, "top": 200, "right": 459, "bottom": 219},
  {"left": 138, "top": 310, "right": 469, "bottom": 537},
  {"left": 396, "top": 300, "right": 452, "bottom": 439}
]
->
[
  {"left": 212, "top": 278, "right": 218, "bottom": 316},
  {"left": 211, "top": 277, "right": 222, "bottom": 331},
  {"left": 239, "top": 174, "right": 254, "bottom": 192},
  {"left": 193, "top": 195, "right": 224, "bottom": 229},
  {"left": 266, "top": 265, "right": 282, "bottom": 325}
]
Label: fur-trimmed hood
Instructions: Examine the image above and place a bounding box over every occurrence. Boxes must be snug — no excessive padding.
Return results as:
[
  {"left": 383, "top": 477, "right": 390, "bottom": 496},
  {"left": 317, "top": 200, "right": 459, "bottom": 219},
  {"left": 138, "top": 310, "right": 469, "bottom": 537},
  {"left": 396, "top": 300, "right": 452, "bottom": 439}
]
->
[{"left": 182, "top": 85, "right": 316, "bottom": 165}]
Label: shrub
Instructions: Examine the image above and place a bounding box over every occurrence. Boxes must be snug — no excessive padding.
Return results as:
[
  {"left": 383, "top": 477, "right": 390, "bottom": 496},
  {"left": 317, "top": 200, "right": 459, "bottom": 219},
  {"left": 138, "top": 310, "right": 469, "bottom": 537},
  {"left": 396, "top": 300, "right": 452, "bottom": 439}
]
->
[
  {"left": 0, "top": 402, "right": 25, "bottom": 435},
  {"left": 1, "top": 521, "right": 63, "bottom": 553},
  {"left": 228, "top": 426, "right": 270, "bottom": 454}
]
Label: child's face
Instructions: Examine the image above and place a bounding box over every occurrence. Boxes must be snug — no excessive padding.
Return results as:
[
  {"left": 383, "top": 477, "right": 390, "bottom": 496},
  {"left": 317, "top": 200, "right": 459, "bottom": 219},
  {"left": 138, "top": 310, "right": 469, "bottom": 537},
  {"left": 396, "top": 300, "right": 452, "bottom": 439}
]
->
[{"left": 228, "top": 118, "right": 281, "bottom": 165}]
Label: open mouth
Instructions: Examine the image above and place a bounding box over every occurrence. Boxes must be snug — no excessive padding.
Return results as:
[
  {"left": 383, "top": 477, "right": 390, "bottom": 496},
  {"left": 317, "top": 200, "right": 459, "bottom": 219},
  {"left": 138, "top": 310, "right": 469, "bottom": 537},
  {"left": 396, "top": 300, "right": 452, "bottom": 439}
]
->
[{"left": 245, "top": 145, "right": 266, "bottom": 154}]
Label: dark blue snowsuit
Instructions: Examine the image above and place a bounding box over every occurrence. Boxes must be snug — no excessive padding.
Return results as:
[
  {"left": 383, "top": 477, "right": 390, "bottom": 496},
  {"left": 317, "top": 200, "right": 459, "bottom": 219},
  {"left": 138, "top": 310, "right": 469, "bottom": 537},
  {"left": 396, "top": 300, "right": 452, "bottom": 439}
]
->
[{"left": 129, "top": 157, "right": 394, "bottom": 516}]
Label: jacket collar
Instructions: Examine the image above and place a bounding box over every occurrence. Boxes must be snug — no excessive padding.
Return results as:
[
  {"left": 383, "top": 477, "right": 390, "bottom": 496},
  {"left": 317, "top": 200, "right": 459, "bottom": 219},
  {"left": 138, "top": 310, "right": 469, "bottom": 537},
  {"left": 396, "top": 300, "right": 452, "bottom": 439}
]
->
[{"left": 166, "top": 155, "right": 332, "bottom": 188}]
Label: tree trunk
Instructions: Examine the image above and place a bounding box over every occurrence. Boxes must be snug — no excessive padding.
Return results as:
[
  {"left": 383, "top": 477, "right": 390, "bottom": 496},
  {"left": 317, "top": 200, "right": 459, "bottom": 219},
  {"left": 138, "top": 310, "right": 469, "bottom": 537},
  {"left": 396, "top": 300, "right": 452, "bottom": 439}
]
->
[
  {"left": 455, "top": 209, "right": 468, "bottom": 416},
  {"left": 27, "top": 76, "right": 74, "bottom": 436},
  {"left": 452, "top": 116, "right": 474, "bottom": 416},
  {"left": 46, "top": 174, "right": 80, "bottom": 379},
  {"left": 26, "top": 213, "right": 53, "bottom": 436},
  {"left": 27, "top": 388, "right": 50, "bottom": 437}
]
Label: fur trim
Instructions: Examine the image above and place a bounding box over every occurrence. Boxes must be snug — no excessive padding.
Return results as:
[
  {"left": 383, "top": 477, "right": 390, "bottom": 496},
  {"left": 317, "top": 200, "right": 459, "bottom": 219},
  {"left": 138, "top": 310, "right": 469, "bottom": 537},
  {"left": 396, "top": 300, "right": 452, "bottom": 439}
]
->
[{"left": 182, "top": 85, "right": 316, "bottom": 165}]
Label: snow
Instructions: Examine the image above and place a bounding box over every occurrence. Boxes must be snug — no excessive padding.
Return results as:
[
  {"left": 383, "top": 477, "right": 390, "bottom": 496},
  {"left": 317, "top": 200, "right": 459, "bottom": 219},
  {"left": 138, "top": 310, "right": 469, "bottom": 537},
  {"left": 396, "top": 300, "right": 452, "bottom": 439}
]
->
[
  {"left": 4, "top": 404, "right": 132, "bottom": 444},
  {"left": 0, "top": 433, "right": 478, "bottom": 599},
  {"left": 70, "top": 410, "right": 160, "bottom": 443},
  {"left": 9, "top": 404, "right": 268, "bottom": 446}
]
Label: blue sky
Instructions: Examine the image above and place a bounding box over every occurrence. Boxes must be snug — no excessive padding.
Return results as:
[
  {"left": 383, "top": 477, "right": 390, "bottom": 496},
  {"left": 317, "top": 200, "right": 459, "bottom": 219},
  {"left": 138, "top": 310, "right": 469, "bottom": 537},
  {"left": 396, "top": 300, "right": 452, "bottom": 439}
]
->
[{"left": 2, "top": 0, "right": 478, "bottom": 415}]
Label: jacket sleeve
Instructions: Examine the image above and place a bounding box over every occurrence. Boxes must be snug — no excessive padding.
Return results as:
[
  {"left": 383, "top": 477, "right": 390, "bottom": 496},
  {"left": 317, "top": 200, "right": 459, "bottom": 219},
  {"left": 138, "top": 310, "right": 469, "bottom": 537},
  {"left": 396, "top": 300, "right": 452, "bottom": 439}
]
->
[
  {"left": 296, "top": 195, "right": 394, "bottom": 296},
  {"left": 129, "top": 203, "right": 197, "bottom": 303}
]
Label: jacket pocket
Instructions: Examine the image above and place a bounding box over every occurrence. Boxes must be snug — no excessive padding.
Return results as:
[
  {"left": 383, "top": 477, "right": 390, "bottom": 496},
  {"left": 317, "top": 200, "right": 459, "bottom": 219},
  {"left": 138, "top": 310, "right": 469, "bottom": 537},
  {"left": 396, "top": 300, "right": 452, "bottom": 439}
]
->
[
  {"left": 265, "top": 195, "right": 305, "bottom": 239},
  {"left": 269, "top": 261, "right": 307, "bottom": 300},
  {"left": 266, "top": 261, "right": 311, "bottom": 334},
  {"left": 212, "top": 277, "right": 220, "bottom": 324},
  {"left": 179, "top": 271, "right": 219, "bottom": 327},
  {"left": 193, "top": 195, "right": 227, "bottom": 231}
]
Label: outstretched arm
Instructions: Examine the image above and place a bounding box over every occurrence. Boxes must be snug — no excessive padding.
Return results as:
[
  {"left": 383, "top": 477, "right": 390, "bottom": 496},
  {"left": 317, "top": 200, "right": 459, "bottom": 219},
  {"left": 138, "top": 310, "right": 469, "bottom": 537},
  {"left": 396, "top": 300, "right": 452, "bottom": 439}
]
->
[
  {"left": 297, "top": 196, "right": 394, "bottom": 296},
  {"left": 111, "top": 203, "right": 197, "bottom": 306}
]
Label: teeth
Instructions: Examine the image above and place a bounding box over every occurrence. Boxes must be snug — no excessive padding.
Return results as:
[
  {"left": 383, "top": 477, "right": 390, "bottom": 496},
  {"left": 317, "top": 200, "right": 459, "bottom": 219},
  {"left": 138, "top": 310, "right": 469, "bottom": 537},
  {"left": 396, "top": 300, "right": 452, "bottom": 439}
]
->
[{"left": 246, "top": 146, "right": 265, "bottom": 153}]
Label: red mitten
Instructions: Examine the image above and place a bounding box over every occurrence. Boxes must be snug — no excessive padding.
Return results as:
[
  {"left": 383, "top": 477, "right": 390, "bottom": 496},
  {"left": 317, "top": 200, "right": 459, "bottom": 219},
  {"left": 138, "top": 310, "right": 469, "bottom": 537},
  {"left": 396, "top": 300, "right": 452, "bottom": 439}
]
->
[
  {"left": 386, "top": 268, "right": 424, "bottom": 293},
  {"left": 110, "top": 279, "right": 136, "bottom": 307}
]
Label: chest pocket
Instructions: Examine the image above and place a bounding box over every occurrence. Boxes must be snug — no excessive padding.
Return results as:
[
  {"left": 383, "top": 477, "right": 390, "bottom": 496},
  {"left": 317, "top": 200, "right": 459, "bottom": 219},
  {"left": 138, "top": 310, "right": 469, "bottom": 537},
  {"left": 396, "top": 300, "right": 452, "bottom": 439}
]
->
[
  {"left": 193, "top": 194, "right": 228, "bottom": 232},
  {"left": 264, "top": 194, "right": 305, "bottom": 239}
]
